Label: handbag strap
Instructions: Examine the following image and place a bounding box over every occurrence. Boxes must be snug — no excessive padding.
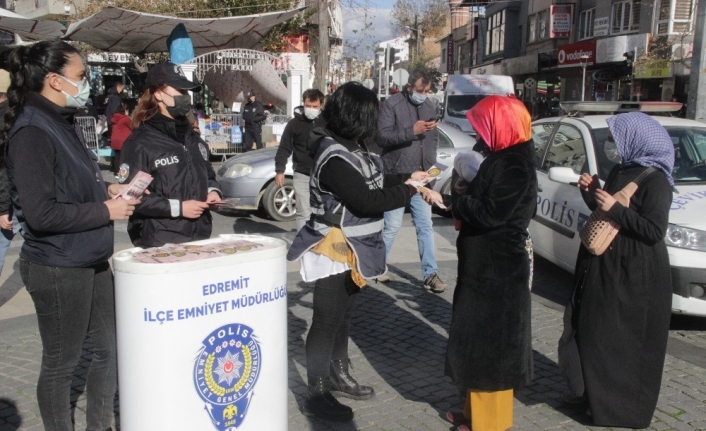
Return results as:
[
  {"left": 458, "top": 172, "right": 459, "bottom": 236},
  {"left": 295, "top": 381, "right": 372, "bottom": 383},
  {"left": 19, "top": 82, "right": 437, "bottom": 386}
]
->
[{"left": 633, "top": 167, "right": 657, "bottom": 185}]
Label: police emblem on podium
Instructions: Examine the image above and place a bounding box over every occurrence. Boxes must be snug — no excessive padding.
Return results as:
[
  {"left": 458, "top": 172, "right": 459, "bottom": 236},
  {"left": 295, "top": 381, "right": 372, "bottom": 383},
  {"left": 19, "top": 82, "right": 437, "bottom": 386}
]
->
[{"left": 194, "top": 323, "right": 262, "bottom": 430}]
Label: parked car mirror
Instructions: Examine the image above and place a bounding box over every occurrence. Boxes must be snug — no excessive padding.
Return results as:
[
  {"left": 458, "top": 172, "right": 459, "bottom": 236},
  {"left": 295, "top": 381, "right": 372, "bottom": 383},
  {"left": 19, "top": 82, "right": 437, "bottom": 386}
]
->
[{"left": 548, "top": 167, "right": 580, "bottom": 185}]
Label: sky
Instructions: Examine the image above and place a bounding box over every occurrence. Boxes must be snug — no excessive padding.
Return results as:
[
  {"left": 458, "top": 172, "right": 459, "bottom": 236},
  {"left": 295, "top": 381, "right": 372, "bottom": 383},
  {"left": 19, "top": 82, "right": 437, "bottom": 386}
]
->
[{"left": 342, "top": 0, "right": 400, "bottom": 59}]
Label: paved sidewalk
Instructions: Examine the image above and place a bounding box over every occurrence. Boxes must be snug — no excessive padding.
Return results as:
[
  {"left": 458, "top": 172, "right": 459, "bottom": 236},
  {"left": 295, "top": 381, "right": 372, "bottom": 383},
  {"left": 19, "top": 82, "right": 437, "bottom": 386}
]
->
[{"left": 2, "top": 259, "right": 706, "bottom": 430}]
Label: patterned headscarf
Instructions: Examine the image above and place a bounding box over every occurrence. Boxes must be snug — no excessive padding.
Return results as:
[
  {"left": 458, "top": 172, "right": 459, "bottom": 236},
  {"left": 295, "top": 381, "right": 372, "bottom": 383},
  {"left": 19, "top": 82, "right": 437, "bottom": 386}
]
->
[
  {"left": 466, "top": 95, "right": 532, "bottom": 152},
  {"left": 606, "top": 112, "right": 675, "bottom": 188}
]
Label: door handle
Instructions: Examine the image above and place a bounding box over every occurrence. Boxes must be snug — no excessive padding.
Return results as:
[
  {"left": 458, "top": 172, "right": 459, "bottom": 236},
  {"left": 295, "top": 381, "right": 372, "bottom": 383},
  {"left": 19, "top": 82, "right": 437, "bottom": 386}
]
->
[
  {"left": 538, "top": 185, "right": 543, "bottom": 192},
  {"left": 439, "top": 152, "right": 451, "bottom": 158}
]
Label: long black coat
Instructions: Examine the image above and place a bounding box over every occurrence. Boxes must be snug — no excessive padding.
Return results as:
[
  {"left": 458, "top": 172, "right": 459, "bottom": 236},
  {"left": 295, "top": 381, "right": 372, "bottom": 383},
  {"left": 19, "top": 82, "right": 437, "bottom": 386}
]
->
[
  {"left": 564, "top": 165, "right": 673, "bottom": 428},
  {"left": 446, "top": 140, "right": 537, "bottom": 391}
]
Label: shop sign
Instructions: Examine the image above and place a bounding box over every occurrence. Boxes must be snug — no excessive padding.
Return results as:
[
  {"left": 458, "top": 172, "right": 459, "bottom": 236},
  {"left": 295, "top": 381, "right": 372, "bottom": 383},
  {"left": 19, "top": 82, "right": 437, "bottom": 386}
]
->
[
  {"left": 87, "top": 52, "right": 134, "bottom": 63},
  {"left": 596, "top": 34, "right": 649, "bottom": 63},
  {"left": 550, "top": 4, "right": 573, "bottom": 38},
  {"left": 592, "top": 68, "right": 621, "bottom": 83},
  {"left": 557, "top": 40, "right": 596, "bottom": 68},
  {"left": 501, "top": 54, "right": 538, "bottom": 76},
  {"left": 634, "top": 59, "right": 672, "bottom": 79},
  {"left": 447, "top": 39, "right": 454, "bottom": 73},
  {"left": 593, "top": 17, "right": 609, "bottom": 37}
]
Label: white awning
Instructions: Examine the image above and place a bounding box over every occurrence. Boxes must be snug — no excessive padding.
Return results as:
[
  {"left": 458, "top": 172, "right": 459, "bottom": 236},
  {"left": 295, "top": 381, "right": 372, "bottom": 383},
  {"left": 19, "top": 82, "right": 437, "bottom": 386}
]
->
[{"left": 63, "top": 6, "right": 307, "bottom": 54}]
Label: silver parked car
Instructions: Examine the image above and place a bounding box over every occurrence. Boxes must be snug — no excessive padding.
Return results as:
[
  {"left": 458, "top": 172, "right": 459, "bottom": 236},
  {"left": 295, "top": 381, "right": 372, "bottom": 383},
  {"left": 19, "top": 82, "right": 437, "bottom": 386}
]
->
[{"left": 216, "top": 122, "right": 476, "bottom": 221}]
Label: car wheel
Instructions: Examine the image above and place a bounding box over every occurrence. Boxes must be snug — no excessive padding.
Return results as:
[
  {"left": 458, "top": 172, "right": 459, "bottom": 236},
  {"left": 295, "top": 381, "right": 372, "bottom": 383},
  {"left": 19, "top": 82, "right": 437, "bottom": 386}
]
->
[{"left": 261, "top": 179, "right": 296, "bottom": 222}]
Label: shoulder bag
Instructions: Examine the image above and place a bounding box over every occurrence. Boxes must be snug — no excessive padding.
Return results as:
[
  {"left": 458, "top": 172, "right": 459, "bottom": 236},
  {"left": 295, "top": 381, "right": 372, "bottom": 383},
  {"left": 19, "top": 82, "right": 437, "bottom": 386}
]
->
[{"left": 579, "top": 168, "right": 656, "bottom": 255}]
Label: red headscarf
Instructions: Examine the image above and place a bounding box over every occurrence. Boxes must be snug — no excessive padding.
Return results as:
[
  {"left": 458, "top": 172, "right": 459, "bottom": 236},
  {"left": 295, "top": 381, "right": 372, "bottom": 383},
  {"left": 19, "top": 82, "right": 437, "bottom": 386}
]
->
[{"left": 466, "top": 95, "right": 532, "bottom": 152}]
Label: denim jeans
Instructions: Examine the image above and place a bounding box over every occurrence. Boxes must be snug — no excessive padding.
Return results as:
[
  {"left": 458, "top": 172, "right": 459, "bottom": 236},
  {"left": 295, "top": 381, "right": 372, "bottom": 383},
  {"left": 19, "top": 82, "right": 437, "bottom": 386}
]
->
[
  {"left": 20, "top": 259, "right": 117, "bottom": 431},
  {"left": 305, "top": 271, "right": 358, "bottom": 379},
  {"left": 0, "top": 214, "right": 21, "bottom": 276},
  {"left": 293, "top": 172, "right": 311, "bottom": 232},
  {"left": 383, "top": 193, "right": 438, "bottom": 279}
]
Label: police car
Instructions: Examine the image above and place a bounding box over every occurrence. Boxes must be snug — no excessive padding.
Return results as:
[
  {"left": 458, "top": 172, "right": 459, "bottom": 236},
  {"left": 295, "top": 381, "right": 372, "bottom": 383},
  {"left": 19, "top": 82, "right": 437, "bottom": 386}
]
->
[{"left": 529, "top": 101, "right": 706, "bottom": 317}]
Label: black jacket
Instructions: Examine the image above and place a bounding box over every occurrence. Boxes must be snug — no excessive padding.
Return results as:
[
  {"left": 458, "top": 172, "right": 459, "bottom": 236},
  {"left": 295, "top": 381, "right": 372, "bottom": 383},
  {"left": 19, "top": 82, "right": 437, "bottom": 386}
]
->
[
  {"left": 6, "top": 93, "right": 112, "bottom": 267},
  {"left": 0, "top": 100, "right": 11, "bottom": 217},
  {"left": 121, "top": 114, "right": 221, "bottom": 248},
  {"left": 274, "top": 106, "right": 324, "bottom": 176},
  {"left": 241, "top": 100, "right": 266, "bottom": 128},
  {"left": 104, "top": 86, "right": 122, "bottom": 120}
]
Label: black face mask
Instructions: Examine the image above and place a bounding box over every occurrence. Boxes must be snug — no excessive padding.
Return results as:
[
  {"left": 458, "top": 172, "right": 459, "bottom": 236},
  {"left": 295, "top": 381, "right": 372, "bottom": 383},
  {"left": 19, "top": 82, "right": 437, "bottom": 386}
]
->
[{"left": 166, "top": 94, "right": 192, "bottom": 118}]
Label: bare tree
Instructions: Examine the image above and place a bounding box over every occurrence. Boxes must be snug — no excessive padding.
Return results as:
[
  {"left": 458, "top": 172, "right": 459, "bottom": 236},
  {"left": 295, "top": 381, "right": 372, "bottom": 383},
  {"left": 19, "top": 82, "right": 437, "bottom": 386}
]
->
[{"left": 390, "top": 0, "right": 447, "bottom": 56}]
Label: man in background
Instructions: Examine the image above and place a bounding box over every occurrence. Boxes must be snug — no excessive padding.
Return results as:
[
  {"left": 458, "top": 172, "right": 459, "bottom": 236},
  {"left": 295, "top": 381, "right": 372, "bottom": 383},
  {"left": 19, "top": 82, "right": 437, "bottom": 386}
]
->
[
  {"left": 241, "top": 90, "right": 266, "bottom": 152},
  {"left": 377, "top": 68, "right": 447, "bottom": 293},
  {"left": 274, "top": 88, "right": 325, "bottom": 230}
]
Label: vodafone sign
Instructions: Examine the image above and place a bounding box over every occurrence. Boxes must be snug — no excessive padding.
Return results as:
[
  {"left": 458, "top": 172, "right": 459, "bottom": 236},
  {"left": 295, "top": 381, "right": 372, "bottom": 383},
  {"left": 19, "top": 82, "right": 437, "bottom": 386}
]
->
[{"left": 557, "top": 40, "right": 597, "bottom": 68}]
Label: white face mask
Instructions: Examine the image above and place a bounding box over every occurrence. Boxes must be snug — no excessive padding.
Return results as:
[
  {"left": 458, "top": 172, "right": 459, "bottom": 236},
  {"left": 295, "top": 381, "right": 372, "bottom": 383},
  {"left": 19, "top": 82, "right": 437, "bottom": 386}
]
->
[
  {"left": 304, "top": 107, "right": 320, "bottom": 120},
  {"left": 58, "top": 75, "right": 90, "bottom": 108},
  {"left": 604, "top": 139, "right": 622, "bottom": 164}
]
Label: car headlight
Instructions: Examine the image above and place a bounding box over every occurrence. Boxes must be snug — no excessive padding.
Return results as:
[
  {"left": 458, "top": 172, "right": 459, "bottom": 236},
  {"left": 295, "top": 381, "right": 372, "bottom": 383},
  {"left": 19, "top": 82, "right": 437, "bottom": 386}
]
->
[
  {"left": 222, "top": 163, "right": 253, "bottom": 179},
  {"left": 665, "top": 224, "right": 706, "bottom": 252}
]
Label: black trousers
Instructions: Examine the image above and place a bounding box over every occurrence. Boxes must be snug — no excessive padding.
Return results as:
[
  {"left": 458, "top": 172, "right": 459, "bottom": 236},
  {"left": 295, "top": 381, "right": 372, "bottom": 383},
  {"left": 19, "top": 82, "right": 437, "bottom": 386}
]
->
[
  {"left": 111, "top": 150, "right": 121, "bottom": 175},
  {"left": 243, "top": 126, "right": 263, "bottom": 152},
  {"left": 305, "top": 271, "right": 358, "bottom": 379}
]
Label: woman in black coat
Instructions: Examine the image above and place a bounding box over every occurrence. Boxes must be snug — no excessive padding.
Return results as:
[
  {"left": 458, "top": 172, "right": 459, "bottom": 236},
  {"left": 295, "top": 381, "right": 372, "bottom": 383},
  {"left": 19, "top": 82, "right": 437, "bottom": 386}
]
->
[
  {"left": 443, "top": 95, "right": 537, "bottom": 431},
  {"left": 560, "top": 112, "right": 674, "bottom": 428}
]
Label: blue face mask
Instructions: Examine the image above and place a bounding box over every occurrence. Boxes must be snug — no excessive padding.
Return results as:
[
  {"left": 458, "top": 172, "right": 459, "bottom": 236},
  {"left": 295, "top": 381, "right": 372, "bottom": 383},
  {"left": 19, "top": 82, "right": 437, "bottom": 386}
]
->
[
  {"left": 409, "top": 91, "right": 427, "bottom": 105},
  {"left": 604, "top": 139, "right": 622, "bottom": 164}
]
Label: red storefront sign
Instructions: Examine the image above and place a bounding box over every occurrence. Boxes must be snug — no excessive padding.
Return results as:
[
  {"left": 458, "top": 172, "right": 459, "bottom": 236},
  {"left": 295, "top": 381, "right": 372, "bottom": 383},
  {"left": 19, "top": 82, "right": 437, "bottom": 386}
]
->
[{"left": 557, "top": 40, "right": 596, "bottom": 68}]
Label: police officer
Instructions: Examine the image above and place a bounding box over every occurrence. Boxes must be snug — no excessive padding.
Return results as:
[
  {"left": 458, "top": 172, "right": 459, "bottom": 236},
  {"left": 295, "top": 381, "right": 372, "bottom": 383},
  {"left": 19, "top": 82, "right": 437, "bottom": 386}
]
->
[
  {"left": 120, "top": 62, "right": 222, "bottom": 247},
  {"left": 241, "top": 90, "right": 266, "bottom": 152}
]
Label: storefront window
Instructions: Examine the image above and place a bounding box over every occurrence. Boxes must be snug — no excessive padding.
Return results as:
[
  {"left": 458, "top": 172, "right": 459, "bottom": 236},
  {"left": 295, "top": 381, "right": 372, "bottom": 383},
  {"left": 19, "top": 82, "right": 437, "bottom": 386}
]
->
[
  {"left": 611, "top": 0, "right": 641, "bottom": 34},
  {"left": 579, "top": 8, "right": 595, "bottom": 40},
  {"left": 486, "top": 10, "right": 505, "bottom": 55},
  {"left": 655, "top": 0, "right": 695, "bottom": 34}
]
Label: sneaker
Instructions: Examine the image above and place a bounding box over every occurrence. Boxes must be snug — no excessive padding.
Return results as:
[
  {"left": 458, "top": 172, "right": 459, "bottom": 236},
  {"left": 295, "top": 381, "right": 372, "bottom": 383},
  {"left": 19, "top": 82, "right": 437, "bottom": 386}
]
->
[
  {"left": 375, "top": 273, "right": 391, "bottom": 283},
  {"left": 424, "top": 273, "right": 447, "bottom": 293}
]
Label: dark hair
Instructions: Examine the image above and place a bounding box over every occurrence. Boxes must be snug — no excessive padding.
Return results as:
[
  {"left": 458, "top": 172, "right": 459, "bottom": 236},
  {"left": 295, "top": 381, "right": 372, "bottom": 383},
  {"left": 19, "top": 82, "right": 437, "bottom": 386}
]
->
[
  {"left": 407, "top": 68, "right": 432, "bottom": 87},
  {"left": 322, "top": 82, "right": 378, "bottom": 141},
  {"left": 2, "top": 40, "right": 80, "bottom": 136},
  {"left": 117, "top": 103, "right": 127, "bottom": 114},
  {"left": 302, "top": 88, "right": 325, "bottom": 103}
]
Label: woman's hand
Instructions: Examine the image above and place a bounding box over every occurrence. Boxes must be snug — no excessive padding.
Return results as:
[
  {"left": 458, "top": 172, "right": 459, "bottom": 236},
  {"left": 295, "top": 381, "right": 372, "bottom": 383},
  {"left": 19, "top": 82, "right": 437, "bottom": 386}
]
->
[
  {"left": 182, "top": 200, "right": 209, "bottom": 219},
  {"left": 419, "top": 187, "right": 443, "bottom": 206},
  {"left": 594, "top": 189, "right": 617, "bottom": 212},
  {"left": 409, "top": 171, "right": 430, "bottom": 182},
  {"left": 0, "top": 214, "right": 13, "bottom": 230},
  {"left": 107, "top": 183, "right": 150, "bottom": 199},
  {"left": 206, "top": 191, "right": 221, "bottom": 203},
  {"left": 578, "top": 173, "right": 599, "bottom": 193},
  {"left": 104, "top": 199, "right": 139, "bottom": 220}
]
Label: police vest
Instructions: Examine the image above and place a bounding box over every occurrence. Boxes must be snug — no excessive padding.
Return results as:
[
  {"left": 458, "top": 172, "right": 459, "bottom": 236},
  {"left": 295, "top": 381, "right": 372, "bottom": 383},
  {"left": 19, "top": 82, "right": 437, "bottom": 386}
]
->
[{"left": 287, "top": 137, "right": 387, "bottom": 278}]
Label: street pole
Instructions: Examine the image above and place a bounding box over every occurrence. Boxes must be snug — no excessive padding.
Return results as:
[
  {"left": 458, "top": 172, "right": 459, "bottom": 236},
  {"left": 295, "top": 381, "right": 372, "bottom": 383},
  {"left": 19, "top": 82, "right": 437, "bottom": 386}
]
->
[
  {"left": 687, "top": 0, "right": 706, "bottom": 122},
  {"left": 385, "top": 44, "right": 390, "bottom": 96},
  {"left": 315, "top": 0, "right": 330, "bottom": 93},
  {"left": 580, "top": 55, "right": 588, "bottom": 101}
]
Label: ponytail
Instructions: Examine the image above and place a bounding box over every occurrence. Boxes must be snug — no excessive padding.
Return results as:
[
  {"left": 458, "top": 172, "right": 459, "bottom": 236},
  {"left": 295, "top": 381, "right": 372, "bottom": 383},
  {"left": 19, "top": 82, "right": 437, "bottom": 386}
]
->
[{"left": 2, "top": 40, "right": 79, "bottom": 137}]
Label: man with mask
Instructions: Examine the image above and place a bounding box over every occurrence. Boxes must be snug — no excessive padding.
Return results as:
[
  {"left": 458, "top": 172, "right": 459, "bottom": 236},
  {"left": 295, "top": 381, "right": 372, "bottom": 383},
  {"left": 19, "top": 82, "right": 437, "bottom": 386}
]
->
[
  {"left": 377, "top": 68, "right": 448, "bottom": 293},
  {"left": 274, "top": 88, "right": 325, "bottom": 230},
  {"left": 241, "top": 90, "right": 266, "bottom": 152}
]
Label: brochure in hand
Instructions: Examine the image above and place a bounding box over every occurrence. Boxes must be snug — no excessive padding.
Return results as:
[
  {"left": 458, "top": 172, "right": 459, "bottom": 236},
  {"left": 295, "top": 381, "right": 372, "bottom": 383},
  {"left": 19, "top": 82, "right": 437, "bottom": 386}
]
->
[{"left": 113, "top": 171, "right": 153, "bottom": 200}]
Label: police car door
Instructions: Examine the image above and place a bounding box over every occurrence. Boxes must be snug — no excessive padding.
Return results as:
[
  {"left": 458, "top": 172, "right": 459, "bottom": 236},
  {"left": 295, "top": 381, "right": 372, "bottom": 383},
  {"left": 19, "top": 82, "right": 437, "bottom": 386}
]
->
[
  {"left": 529, "top": 121, "right": 557, "bottom": 261},
  {"left": 535, "top": 122, "right": 593, "bottom": 273}
]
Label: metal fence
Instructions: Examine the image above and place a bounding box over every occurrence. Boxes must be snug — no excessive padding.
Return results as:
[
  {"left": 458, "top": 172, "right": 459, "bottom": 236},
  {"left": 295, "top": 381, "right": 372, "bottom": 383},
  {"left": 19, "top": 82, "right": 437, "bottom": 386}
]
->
[
  {"left": 75, "top": 116, "right": 114, "bottom": 159},
  {"left": 200, "top": 114, "right": 244, "bottom": 158}
]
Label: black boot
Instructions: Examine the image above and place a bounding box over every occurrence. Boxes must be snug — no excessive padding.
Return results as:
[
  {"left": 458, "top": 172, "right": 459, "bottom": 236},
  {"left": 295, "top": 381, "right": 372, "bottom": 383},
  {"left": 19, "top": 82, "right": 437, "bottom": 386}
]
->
[
  {"left": 329, "top": 358, "right": 375, "bottom": 400},
  {"left": 302, "top": 376, "right": 354, "bottom": 422}
]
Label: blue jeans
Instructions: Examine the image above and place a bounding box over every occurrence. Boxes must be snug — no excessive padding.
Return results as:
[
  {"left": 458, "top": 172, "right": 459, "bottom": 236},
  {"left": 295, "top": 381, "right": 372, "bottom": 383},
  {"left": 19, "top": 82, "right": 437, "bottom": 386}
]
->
[
  {"left": 383, "top": 193, "right": 438, "bottom": 279},
  {"left": 0, "top": 213, "right": 21, "bottom": 276},
  {"left": 20, "top": 260, "right": 117, "bottom": 431}
]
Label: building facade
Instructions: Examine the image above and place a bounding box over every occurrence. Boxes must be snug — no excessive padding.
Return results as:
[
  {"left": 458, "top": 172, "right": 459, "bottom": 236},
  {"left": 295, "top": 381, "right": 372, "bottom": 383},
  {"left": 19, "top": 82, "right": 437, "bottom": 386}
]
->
[{"left": 440, "top": 0, "right": 697, "bottom": 117}]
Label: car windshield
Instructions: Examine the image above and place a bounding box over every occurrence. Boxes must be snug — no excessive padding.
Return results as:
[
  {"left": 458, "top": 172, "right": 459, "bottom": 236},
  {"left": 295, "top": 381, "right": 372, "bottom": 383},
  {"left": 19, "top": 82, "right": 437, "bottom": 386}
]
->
[
  {"left": 592, "top": 126, "right": 706, "bottom": 183},
  {"left": 446, "top": 95, "right": 486, "bottom": 118}
]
